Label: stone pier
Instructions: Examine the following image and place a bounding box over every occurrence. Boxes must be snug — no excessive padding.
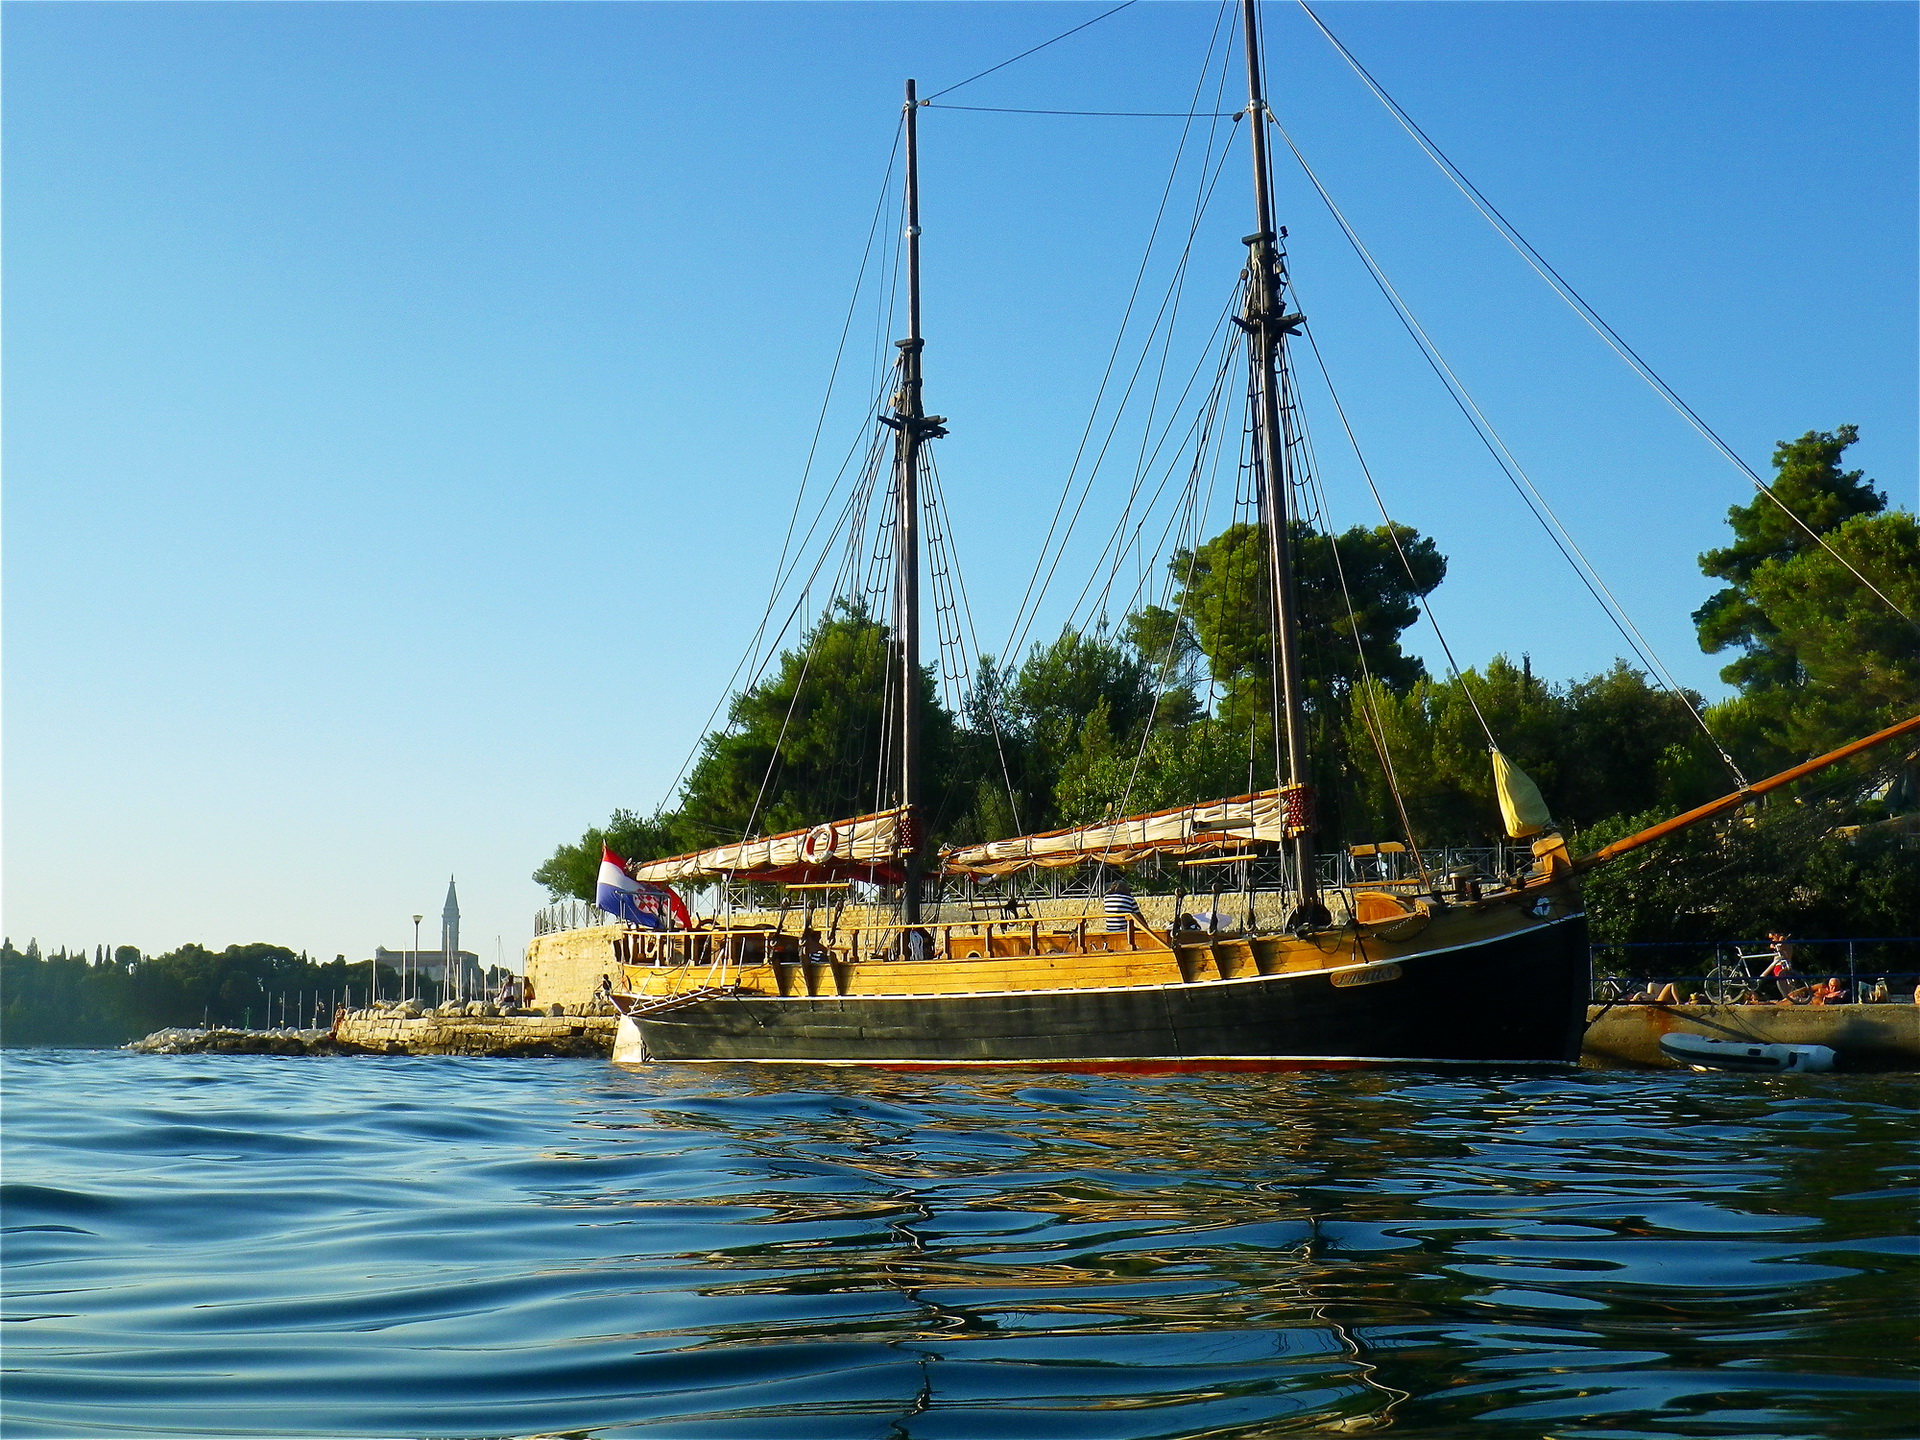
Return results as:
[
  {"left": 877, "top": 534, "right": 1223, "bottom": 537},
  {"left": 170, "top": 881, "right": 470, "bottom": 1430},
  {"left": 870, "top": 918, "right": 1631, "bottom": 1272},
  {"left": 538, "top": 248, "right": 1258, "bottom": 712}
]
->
[
  {"left": 1582, "top": 1002, "right": 1920, "bottom": 1070},
  {"left": 332, "top": 1009, "right": 617, "bottom": 1057},
  {"left": 129, "top": 1001, "right": 1919, "bottom": 1067}
]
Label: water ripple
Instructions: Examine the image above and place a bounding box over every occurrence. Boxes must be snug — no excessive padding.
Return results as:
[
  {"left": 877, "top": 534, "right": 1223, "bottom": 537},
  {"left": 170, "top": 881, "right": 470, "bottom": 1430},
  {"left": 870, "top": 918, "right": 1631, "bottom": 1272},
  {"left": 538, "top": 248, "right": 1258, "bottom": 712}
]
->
[{"left": 1, "top": 1050, "right": 1914, "bottom": 1438}]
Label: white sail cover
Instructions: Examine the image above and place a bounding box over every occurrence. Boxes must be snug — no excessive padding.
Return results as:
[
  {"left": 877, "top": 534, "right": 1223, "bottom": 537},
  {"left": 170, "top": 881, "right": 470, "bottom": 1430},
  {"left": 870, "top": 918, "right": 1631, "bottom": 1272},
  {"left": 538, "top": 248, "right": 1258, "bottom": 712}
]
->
[
  {"left": 629, "top": 806, "right": 910, "bottom": 883},
  {"left": 942, "top": 791, "right": 1291, "bottom": 876}
]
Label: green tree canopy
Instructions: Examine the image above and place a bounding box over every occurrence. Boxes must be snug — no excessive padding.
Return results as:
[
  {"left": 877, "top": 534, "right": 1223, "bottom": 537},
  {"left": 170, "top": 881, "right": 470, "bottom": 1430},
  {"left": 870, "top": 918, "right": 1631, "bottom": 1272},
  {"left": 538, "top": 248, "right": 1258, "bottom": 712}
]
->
[
  {"left": 2, "top": 941, "right": 388, "bottom": 1046},
  {"left": 1349, "top": 657, "right": 1721, "bottom": 846},
  {"left": 1744, "top": 510, "right": 1920, "bottom": 753},
  {"left": 536, "top": 602, "right": 962, "bottom": 900},
  {"left": 1145, "top": 519, "right": 1445, "bottom": 731},
  {"left": 530, "top": 808, "right": 678, "bottom": 905},
  {"left": 1694, "top": 425, "right": 1886, "bottom": 692}
]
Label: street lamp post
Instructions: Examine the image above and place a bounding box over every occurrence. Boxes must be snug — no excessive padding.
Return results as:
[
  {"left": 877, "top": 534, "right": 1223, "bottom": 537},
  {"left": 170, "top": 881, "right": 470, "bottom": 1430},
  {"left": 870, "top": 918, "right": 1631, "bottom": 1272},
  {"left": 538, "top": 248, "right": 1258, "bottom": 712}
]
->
[{"left": 411, "top": 915, "right": 423, "bottom": 1004}]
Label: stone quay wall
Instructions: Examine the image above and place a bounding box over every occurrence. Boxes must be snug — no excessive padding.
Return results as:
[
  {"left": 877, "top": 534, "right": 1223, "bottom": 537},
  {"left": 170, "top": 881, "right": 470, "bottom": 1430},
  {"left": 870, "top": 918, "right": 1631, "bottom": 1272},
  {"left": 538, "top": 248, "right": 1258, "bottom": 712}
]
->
[
  {"left": 1582, "top": 1002, "right": 1920, "bottom": 1069},
  {"left": 131, "top": 1001, "right": 1917, "bottom": 1066},
  {"left": 524, "top": 926, "right": 624, "bottom": 1009},
  {"left": 334, "top": 1010, "right": 617, "bottom": 1057}
]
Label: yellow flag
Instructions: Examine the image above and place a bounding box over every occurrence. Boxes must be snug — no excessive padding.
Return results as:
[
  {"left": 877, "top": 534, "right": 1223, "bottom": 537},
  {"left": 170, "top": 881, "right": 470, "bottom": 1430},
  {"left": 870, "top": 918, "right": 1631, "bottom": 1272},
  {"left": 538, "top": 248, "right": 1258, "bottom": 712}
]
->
[{"left": 1491, "top": 749, "right": 1554, "bottom": 839}]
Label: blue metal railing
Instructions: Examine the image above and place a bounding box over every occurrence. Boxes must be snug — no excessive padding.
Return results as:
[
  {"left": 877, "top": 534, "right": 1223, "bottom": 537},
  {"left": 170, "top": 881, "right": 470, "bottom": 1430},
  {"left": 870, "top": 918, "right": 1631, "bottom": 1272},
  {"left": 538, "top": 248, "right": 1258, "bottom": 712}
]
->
[{"left": 1589, "top": 937, "right": 1920, "bottom": 1004}]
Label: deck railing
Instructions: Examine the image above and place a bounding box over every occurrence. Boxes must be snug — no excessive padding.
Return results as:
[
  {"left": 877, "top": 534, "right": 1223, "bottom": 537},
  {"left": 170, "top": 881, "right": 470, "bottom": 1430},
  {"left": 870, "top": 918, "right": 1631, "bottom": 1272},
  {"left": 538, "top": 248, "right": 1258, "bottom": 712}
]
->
[{"left": 535, "top": 845, "right": 1535, "bottom": 938}]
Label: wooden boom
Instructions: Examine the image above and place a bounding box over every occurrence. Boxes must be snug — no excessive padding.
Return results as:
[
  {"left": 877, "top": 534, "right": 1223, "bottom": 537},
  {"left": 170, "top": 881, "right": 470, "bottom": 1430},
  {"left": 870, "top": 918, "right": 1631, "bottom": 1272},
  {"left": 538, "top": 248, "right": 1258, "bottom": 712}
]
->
[{"left": 1575, "top": 712, "right": 1920, "bottom": 871}]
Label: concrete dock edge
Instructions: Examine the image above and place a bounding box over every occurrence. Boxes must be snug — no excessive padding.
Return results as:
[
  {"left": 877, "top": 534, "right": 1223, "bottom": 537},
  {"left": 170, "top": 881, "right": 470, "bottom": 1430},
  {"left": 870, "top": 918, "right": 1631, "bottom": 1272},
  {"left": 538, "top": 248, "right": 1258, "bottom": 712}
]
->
[{"left": 1581, "top": 1003, "right": 1920, "bottom": 1070}]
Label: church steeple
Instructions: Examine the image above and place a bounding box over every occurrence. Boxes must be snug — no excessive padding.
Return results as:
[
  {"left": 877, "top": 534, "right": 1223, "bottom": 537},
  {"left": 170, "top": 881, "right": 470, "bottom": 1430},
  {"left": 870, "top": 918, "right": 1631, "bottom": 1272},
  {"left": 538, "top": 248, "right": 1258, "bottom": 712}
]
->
[{"left": 441, "top": 876, "right": 460, "bottom": 974}]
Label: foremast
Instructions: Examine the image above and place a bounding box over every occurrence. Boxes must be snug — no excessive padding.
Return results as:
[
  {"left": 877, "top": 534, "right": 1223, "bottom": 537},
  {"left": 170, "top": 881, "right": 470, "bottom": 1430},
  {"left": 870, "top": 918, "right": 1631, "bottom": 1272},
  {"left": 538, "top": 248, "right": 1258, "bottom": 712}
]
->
[
  {"left": 1239, "top": 0, "right": 1321, "bottom": 924},
  {"left": 884, "top": 78, "right": 947, "bottom": 925}
]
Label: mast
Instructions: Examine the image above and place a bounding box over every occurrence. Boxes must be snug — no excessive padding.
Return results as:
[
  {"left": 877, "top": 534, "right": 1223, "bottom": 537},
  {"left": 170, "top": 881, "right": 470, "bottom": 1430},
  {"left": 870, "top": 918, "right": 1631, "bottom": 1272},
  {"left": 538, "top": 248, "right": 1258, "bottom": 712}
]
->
[
  {"left": 888, "top": 79, "right": 946, "bottom": 924},
  {"left": 1239, "top": 0, "right": 1321, "bottom": 922}
]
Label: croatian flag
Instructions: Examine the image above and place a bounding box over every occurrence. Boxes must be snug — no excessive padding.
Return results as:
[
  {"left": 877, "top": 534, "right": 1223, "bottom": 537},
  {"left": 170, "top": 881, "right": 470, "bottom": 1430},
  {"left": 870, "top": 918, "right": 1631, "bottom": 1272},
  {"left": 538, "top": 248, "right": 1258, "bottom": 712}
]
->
[{"left": 597, "top": 846, "right": 690, "bottom": 930}]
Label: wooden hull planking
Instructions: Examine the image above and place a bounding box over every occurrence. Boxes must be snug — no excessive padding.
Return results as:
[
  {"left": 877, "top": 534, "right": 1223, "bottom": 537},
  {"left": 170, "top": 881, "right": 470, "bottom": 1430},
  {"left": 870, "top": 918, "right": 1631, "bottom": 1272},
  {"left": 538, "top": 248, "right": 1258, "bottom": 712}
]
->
[{"left": 613, "top": 885, "right": 1590, "bottom": 1067}]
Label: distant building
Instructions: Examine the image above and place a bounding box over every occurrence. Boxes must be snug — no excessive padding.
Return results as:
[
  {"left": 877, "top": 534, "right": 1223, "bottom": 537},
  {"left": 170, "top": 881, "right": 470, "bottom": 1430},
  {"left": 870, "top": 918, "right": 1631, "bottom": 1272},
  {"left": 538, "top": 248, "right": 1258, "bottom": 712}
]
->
[
  {"left": 373, "top": 875, "right": 487, "bottom": 998},
  {"left": 443, "top": 876, "right": 461, "bottom": 980},
  {"left": 374, "top": 946, "right": 482, "bottom": 996}
]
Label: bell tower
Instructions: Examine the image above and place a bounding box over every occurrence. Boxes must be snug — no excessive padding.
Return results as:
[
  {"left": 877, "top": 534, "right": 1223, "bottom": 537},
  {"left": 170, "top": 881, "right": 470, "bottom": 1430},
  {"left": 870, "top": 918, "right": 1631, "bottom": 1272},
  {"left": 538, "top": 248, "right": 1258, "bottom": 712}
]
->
[{"left": 441, "top": 876, "right": 461, "bottom": 998}]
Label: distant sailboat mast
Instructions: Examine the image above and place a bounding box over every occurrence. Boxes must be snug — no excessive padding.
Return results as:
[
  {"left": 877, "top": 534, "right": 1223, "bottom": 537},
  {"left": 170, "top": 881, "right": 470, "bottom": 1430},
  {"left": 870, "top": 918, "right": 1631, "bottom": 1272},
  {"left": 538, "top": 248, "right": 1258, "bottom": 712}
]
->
[{"left": 1239, "top": 0, "right": 1320, "bottom": 921}]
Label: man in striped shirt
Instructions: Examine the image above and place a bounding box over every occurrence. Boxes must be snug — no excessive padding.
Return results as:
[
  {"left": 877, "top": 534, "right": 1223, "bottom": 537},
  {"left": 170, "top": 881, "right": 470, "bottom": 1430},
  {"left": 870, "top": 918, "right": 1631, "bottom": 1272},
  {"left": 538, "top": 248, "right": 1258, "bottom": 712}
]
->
[{"left": 1103, "top": 879, "right": 1141, "bottom": 933}]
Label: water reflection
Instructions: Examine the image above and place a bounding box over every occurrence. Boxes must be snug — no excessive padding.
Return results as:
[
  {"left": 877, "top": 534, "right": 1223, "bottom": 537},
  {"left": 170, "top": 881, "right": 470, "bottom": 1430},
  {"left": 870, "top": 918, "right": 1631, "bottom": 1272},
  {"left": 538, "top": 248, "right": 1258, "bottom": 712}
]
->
[{"left": 2, "top": 1053, "right": 1914, "bottom": 1438}]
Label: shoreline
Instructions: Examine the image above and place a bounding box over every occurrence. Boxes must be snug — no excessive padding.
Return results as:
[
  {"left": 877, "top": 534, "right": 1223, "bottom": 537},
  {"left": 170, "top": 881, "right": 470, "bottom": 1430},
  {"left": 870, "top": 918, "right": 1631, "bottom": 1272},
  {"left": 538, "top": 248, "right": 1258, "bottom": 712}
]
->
[{"left": 100, "top": 1002, "right": 1920, "bottom": 1069}]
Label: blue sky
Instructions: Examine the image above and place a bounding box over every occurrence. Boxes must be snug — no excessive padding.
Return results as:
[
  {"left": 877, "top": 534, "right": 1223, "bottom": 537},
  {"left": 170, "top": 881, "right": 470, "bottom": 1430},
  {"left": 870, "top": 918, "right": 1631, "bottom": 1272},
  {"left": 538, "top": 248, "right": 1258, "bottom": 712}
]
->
[{"left": 6, "top": 2, "right": 1914, "bottom": 966}]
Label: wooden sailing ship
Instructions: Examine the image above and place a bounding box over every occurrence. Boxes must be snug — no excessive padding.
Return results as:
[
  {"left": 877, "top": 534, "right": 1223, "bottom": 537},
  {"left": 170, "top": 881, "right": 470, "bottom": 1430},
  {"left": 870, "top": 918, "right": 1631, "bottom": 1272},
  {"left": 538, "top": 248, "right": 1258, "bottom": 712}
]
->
[{"left": 608, "top": 3, "right": 1918, "bottom": 1069}]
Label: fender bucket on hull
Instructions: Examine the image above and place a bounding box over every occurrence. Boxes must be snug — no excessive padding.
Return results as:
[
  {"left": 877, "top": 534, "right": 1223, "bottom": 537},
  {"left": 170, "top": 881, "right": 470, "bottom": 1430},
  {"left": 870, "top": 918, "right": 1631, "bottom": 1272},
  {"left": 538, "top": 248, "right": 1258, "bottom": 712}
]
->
[{"left": 612, "top": 1015, "right": 647, "bottom": 1064}]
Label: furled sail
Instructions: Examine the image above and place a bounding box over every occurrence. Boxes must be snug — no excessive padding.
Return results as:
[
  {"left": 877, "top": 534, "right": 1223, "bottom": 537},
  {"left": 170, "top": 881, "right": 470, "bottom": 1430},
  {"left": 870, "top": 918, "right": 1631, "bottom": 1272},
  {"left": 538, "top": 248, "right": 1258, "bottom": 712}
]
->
[
  {"left": 942, "top": 791, "right": 1297, "bottom": 876},
  {"left": 628, "top": 806, "right": 911, "bottom": 884},
  {"left": 1491, "top": 749, "right": 1554, "bottom": 839}
]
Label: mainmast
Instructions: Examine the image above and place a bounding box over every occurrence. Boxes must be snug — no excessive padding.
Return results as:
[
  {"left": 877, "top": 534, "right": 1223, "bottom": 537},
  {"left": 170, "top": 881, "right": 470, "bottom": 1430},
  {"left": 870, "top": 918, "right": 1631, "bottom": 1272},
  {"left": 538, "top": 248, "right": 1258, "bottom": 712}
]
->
[
  {"left": 1239, "top": 0, "right": 1321, "bottom": 923},
  {"left": 887, "top": 79, "right": 946, "bottom": 925}
]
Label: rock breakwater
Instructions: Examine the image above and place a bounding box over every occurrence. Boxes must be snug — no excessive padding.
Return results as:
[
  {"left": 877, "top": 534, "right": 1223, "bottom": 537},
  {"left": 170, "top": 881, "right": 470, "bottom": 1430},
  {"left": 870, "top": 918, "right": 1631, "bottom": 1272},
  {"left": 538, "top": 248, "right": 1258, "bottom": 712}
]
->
[
  {"left": 127, "top": 1027, "right": 363, "bottom": 1056},
  {"left": 127, "top": 1007, "right": 618, "bottom": 1058}
]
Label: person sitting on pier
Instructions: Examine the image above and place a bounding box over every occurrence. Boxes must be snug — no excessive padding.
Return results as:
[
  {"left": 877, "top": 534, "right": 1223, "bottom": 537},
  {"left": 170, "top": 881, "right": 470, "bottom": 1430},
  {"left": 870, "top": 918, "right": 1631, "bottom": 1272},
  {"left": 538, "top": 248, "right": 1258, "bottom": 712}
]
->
[
  {"left": 1808, "top": 976, "right": 1849, "bottom": 1005},
  {"left": 1762, "top": 935, "right": 1804, "bottom": 1002},
  {"left": 1103, "top": 879, "right": 1142, "bottom": 933},
  {"left": 1630, "top": 982, "right": 1683, "bottom": 1005}
]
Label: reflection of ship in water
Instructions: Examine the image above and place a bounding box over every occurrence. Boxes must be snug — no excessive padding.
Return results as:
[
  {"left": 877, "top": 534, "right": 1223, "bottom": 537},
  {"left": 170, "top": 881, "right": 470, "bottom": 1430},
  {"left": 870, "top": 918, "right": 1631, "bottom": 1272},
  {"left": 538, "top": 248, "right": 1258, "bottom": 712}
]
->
[
  {"left": 608, "top": 0, "right": 1918, "bottom": 1070},
  {"left": 599, "top": 1067, "right": 1556, "bottom": 1432}
]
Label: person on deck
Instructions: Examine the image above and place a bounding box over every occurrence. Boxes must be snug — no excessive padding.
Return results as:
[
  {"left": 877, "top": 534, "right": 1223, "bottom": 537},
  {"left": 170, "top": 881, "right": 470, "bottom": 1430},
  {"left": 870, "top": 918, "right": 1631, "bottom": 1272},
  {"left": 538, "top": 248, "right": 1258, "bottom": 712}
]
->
[
  {"left": 1104, "top": 879, "right": 1142, "bottom": 933},
  {"left": 1762, "top": 934, "right": 1803, "bottom": 1002},
  {"left": 1808, "top": 976, "right": 1849, "bottom": 1005}
]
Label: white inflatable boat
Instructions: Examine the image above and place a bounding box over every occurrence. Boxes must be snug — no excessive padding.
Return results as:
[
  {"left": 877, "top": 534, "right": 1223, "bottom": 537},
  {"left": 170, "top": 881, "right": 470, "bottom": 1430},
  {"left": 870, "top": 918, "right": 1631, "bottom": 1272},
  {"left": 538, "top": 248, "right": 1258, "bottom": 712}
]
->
[{"left": 1658, "top": 1031, "right": 1835, "bottom": 1073}]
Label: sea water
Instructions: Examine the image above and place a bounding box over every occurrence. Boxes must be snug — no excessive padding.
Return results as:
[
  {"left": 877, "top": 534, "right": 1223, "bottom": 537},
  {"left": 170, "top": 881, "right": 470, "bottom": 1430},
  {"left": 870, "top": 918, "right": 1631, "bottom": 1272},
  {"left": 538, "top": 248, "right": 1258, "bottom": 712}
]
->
[{"left": 2, "top": 1051, "right": 1914, "bottom": 1438}]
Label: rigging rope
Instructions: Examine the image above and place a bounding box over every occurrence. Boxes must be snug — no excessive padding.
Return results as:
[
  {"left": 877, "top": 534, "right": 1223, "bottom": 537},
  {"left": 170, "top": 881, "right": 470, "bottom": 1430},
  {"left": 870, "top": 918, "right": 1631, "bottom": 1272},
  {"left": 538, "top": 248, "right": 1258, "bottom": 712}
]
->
[
  {"left": 926, "top": 104, "right": 1240, "bottom": 118},
  {"left": 1090, "top": 322, "right": 1243, "bottom": 630},
  {"left": 1296, "top": 0, "right": 1916, "bottom": 633},
  {"left": 1287, "top": 348, "right": 1433, "bottom": 884},
  {"left": 739, "top": 435, "right": 894, "bottom": 844},
  {"left": 923, "top": 0, "right": 1140, "bottom": 102},
  {"left": 659, "top": 136, "right": 903, "bottom": 811},
  {"left": 1115, "top": 353, "right": 1237, "bottom": 820},
  {"left": 1003, "top": 15, "right": 1244, "bottom": 662},
  {"left": 924, "top": 454, "right": 1026, "bottom": 832},
  {"left": 1274, "top": 121, "right": 1749, "bottom": 786},
  {"left": 1070, "top": 291, "right": 1244, "bottom": 634},
  {"left": 1297, "top": 326, "right": 1499, "bottom": 753}
]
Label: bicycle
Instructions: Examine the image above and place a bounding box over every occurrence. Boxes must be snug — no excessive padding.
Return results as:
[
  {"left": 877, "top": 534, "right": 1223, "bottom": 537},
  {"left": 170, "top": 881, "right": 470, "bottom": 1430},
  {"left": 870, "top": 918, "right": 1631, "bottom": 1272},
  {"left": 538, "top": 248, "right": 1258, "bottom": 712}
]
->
[{"left": 1705, "top": 949, "right": 1811, "bottom": 1005}]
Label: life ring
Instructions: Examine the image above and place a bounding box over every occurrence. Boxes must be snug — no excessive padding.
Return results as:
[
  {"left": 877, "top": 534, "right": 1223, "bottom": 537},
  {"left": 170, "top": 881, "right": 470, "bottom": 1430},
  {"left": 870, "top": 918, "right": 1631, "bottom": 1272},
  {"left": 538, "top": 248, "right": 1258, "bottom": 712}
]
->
[{"left": 803, "top": 822, "right": 840, "bottom": 864}]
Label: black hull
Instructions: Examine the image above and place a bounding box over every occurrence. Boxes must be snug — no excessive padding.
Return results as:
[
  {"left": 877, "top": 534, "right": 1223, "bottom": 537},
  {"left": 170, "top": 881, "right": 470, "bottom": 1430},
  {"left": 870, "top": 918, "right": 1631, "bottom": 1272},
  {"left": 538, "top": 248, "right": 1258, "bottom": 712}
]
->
[{"left": 633, "top": 913, "right": 1590, "bottom": 1067}]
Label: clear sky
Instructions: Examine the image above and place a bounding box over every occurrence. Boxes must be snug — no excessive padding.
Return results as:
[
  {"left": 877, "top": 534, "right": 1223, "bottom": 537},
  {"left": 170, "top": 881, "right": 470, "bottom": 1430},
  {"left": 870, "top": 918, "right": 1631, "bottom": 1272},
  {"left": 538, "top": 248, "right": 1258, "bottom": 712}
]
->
[{"left": 6, "top": 2, "right": 1914, "bottom": 967}]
